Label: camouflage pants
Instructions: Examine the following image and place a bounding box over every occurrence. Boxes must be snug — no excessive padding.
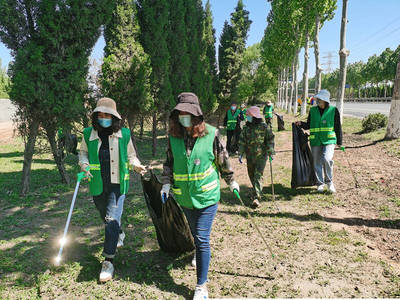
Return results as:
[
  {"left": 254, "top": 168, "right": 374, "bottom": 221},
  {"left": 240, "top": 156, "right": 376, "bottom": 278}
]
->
[{"left": 246, "top": 155, "right": 267, "bottom": 199}]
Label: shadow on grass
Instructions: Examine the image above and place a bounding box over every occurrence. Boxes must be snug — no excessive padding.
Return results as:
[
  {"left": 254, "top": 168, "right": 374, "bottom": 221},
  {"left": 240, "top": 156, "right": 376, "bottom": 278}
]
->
[
  {"left": 0, "top": 151, "right": 24, "bottom": 158},
  {"left": 218, "top": 209, "right": 400, "bottom": 230},
  {"left": 220, "top": 185, "right": 316, "bottom": 207}
]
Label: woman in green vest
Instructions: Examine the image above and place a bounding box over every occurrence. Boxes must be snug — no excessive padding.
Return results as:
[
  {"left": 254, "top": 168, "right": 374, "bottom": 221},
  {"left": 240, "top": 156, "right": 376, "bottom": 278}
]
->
[
  {"left": 161, "top": 92, "right": 239, "bottom": 300},
  {"left": 79, "top": 97, "right": 146, "bottom": 282},
  {"left": 295, "top": 89, "right": 342, "bottom": 193}
]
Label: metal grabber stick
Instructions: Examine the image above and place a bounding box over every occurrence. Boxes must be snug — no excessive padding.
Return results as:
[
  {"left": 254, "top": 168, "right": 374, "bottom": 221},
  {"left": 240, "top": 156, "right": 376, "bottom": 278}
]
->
[
  {"left": 233, "top": 189, "right": 275, "bottom": 259},
  {"left": 340, "top": 146, "right": 360, "bottom": 188},
  {"left": 54, "top": 168, "right": 89, "bottom": 265}
]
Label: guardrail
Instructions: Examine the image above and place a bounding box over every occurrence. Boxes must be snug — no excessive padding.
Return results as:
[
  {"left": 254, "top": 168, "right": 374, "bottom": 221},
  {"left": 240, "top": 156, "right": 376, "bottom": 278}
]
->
[{"left": 331, "top": 97, "right": 391, "bottom": 103}]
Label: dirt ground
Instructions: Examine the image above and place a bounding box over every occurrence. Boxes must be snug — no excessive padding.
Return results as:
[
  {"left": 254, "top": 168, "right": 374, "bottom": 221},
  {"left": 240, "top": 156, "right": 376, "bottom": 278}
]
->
[
  {"left": 0, "top": 121, "right": 15, "bottom": 144},
  {"left": 1, "top": 114, "right": 399, "bottom": 298}
]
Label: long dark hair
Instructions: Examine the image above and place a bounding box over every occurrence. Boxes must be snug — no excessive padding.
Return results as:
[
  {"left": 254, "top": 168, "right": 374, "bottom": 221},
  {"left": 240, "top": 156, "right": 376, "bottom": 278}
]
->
[
  {"left": 91, "top": 112, "right": 122, "bottom": 133},
  {"left": 169, "top": 110, "right": 207, "bottom": 138},
  {"left": 247, "top": 117, "right": 262, "bottom": 125}
]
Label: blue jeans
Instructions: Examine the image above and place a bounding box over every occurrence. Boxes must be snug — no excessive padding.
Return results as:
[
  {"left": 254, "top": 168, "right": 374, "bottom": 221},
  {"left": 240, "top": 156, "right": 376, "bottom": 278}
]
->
[
  {"left": 93, "top": 184, "right": 125, "bottom": 258},
  {"left": 311, "top": 144, "right": 335, "bottom": 186},
  {"left": 182, "top": 203, "right": 218, "bottom": 285}
]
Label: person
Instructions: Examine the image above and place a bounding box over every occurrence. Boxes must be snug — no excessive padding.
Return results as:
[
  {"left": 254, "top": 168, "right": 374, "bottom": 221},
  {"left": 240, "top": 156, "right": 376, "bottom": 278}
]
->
[
  {"left": 161, "top": 92, "right": 239, "bottom": 300},
  {"left": 79, "top": 97, "right": 146, "bottom": 282},
  {"left": 223, "top": 101, "right": 244, "bottom": 154},
  {"left": 263, "top": 100, "right": 274, "bottom": 126},
  {"left": 295, "top": 89, "right": 342, "bottom": 193},
  {"left": 238, "top": 106, "right": 275, "bottom": 208}
]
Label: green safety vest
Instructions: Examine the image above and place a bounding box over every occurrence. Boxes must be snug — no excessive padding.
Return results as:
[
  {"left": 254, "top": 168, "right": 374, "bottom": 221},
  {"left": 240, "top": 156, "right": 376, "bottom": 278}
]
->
[
  {"left": 170, "top": 124, "right": 220, "bottom": 209},
  {"left": 309, "top": 106, "right": 337, "bottom": 146},
  {"left": 264, "top": 104, "right": 274, "bottom": 119},
  {"left": 227, "top": 109, "right": 240, "bottom": 130},
  {"left": 242, "top": 108, "right": 247, "bottom": 118},
  {"left": 83, "top": 127, "right": 131, "bottom": 196}
]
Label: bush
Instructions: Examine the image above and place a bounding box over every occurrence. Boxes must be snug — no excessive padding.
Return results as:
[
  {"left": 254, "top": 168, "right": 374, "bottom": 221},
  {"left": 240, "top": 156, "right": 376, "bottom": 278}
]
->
[{"left": 361, "top": 113, "right": 388, "bottom": 133}]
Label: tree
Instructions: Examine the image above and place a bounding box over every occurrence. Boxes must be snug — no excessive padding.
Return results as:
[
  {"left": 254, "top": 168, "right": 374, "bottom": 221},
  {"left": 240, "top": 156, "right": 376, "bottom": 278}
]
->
[
  {"left": 167, "top": 0, "right": 190, "bottom": 97},
  {"left": 102, "top": 0, "right": 153, "bottom": 134},
  {"left": 1, "top": 0, "right": 114, "bottom": 195},
  {"left": 0, "top": 58, "right": 10, "bottom": 98},
  {"left": 385, "top": 51, "right": 400, "bottom": 139},
  {"left": 137, "top": 0, "right": 173, "bottom": 156},
  {"left": 336, "top": 0, "right": 349, "bottom": 123},
  {"left": 218, "top": 0, "right": 251, "bottom": 111},
  {"left": 312, "top": 0, "right": 337, "bottom": 94}
]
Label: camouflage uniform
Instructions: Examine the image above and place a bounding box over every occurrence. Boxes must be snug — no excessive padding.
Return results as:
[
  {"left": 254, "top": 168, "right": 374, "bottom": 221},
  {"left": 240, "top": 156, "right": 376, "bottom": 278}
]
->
[{"left": 238, "top": 121, "right": 275, "bottom": 200}]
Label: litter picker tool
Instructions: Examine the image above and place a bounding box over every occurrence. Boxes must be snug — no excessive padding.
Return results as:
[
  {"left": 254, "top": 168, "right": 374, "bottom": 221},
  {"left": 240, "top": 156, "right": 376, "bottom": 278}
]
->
[
  {"left": 54, "top": 168, "right": 90, "bottom": 265},
  {"left": 233, "top": 189, "right": 275, "bottom": 260},
  {"left": 340, "top": 146, "right": 359, "bottom": 188}
]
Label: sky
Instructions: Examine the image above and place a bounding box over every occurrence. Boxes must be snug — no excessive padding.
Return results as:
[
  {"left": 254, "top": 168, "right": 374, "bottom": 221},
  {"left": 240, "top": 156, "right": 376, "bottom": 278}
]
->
[{"left": 1, "top": 0, "right": 400, "bottom": 79}]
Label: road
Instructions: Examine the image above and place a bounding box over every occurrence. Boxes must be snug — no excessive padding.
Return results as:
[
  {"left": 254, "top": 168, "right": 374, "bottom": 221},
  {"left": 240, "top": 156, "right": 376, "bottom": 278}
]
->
[
  {"left": 331, "top": 101, "right": 391, "bottom": 118},
  {"left": 0, "top": 98, "right": 16, "bottom": 123}
]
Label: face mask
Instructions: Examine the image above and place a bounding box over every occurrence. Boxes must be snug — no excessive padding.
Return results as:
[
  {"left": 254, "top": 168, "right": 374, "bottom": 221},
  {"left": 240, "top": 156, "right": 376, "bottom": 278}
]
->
[
  {"left": 179, "top": 115, "right": 192, "bottom": 128},
  {"left": 231, "top": 105, "right": 237, "bottom": 111},
  {"left": 98, "top": 118, "right": 112, "bottom": 128},
  {"left": 247, "top": 115, "right": 253, "bottom": 122}
]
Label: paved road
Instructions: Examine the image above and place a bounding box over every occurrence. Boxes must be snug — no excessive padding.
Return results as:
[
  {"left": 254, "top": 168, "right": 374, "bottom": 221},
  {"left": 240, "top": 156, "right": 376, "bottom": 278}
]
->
[
  {"left": 0, "top": 99, "right": 16, "bottom": 123},
  {"left": 331, "top": 101, "right": 391, "bottom": 118}
]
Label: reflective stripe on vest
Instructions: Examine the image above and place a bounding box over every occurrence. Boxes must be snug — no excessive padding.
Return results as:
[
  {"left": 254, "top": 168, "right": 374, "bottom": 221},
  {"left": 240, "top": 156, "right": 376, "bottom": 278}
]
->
[
  {"left": 170, "top": 124, "right": 220, "bottom": 209},
  {"left": 309, "top": 106, "right": 337, "bottom": 146},
  {"left": 227, "top": 110, "right": 240, "bottom": 130},
  {"left": 264, "top": 105, "right": 274, "bottom": 118},
  {"left": 83, "top": 127, "right": 131, "bottom": 196}
]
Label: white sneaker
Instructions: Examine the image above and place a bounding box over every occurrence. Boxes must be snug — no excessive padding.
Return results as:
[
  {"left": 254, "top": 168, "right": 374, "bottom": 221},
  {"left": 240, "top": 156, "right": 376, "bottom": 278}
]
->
[
  {"left": 193, "top": 285, "right": 208, "bottom": 300},
  {"left": 99, "top": 261, "right": 114, "bottom": 282},
  {"left": 117, "top": 231, "right": 125, "bottom": 248},
  {"left": 191, "top": 254, "right": 196, "bottom": 268},
  {"left": 317, "top": 184, "right": 325, "bottom": 192},
  {"left": 328, "top": 183, "right": 336, "bottom": 193}
]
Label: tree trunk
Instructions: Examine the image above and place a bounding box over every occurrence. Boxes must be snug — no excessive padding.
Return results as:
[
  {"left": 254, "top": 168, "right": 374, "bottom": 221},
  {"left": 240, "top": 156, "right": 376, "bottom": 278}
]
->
[
  {"left": 288, "top": 60, "right": 295, "bottom": 114},
  {"left": 314, "top": 14, "right": 322, "bottom": 94},
  {"left": 277, "top": 73, "right": 280, "bottom": 107},
  {"left": 285, "top": 67, "right": 289, "bottom": 111},
  {"left": 301, "top": 33, "right": 309, "bottom": 116},
  {"left": 46, "top": 126, "right": 70, "bottom": 185},
  {"left": 140, "top": 116, "right": 144, "bottom": 139},
  {"left": 293, "top": 51, "right": 299, "bottom": 114},
  {"left": 279, "top": 70, "right": 284, "bottom": 108},
  {"left": 20, "top": 120, "right": 40, "bottom": 196},
  {"left": 385, "top": 53, "right": 400, "bottom": 139},
  {"left": 336, "top": 0, "right": 349, "bottom": 124},
  {"left": 152, "top": 112, "right": 157, "bottom": 157}
]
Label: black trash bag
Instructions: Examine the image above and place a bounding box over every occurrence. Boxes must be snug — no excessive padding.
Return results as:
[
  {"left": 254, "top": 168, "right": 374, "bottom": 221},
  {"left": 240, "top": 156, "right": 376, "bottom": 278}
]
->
[
  {"left": 141, "top": 170, "right": 195, "bottom": 254},
  {"left": 291, "top": 123, "right": 317, "bottom": 188},
  {"left": 276, "top": 114, "right": 285, "bottom": 131}
]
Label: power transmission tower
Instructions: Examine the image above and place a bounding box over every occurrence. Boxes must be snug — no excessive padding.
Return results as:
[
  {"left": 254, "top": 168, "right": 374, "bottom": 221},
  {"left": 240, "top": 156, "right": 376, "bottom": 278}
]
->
[{"left": 321, "top": 51, "right": 337, "bottom": 73}]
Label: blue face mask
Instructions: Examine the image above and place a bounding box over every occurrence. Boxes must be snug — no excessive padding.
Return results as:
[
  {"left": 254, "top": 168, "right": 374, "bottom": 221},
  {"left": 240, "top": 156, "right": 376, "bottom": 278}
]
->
[
  {"left": 231, "top": 105, "right": 237, "bottom": 111},
  {"left": 179, "top": 115, "right": 192, "bottom": 128},
  {"left": 247, "top": 115, "right": 253, "bottom": 122},
  {"left": 98, "top": 118, "right": 112, "bottom": 128}
]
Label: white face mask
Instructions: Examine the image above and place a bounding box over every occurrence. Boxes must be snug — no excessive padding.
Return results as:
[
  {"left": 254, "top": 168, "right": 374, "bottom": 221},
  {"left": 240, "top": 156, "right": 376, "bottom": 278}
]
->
[{"left": 179, "top": 115, "right": 192, "bottom": 127}]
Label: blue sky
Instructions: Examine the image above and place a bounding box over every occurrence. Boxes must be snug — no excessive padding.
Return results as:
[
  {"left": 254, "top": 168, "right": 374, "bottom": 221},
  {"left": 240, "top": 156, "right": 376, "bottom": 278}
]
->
[{"left": 1, "top": 0, "right": 400, "bottom": 79}]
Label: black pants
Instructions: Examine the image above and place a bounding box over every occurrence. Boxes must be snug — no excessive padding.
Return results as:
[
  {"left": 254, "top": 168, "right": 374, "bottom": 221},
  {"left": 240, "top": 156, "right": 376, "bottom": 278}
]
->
[{"left": 226, "top": 129, "right": 240, "bottom": 153}]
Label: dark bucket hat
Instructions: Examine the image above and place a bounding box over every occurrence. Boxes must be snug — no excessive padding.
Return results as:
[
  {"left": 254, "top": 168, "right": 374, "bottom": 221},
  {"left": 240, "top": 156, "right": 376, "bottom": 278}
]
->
[{"left": 173, "top": 92, "right": 203, "bottom": 116}]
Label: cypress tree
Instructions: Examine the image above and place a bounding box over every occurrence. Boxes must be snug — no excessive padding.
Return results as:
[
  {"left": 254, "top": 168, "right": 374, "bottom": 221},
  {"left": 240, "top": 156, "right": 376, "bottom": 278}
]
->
[
  {"left": 0, "top": 0, "right": 114, "bottom": 194},
  {"left": 168, "top": 0, "right": 191, "bottom": 97},
  {"left": 137, "top": 0, "right": 173, "bottom": 156},
  {"left": 102, "top": 0, "right": 152, "bottom": 132},
  {"left": 218, "top": 0, "right": 252, "bottom": 108}
]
